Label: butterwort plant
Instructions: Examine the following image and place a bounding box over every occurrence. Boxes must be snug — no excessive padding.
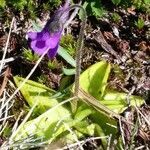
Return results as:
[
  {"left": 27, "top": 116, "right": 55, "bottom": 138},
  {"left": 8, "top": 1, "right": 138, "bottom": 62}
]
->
[
  {"left": 27, "top": 0, "right": 86, "bottom": 96},
  {"left": 27, "top": 0, "right": 70, "bottom": 58}
]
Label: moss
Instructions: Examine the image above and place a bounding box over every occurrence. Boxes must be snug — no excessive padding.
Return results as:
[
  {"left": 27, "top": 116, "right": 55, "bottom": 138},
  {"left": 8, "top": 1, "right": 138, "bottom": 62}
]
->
[
  {"left": 60, "top": 34, "right": 76, "bottom": 56},
  {"left": 22, "top": 48, "right": 39, "bottom": 62}
]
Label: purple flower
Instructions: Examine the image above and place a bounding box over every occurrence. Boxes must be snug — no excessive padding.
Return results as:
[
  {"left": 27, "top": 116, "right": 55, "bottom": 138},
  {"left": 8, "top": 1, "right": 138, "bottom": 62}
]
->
[{"left": 27, "top": 1, "right": 70, "bottom": 58}]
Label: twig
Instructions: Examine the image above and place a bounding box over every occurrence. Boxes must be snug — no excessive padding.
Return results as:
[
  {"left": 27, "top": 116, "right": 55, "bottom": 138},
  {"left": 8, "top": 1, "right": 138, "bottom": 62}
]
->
[
  {"left": 61, "top": 136, "right": 108, "bottom": 150},
  {"left": 64, "top": 1, "right": 82, "bottom": 28},
  {"left": 0, "top": 67, "right": 11, "bottom": 97},
  {"left": 63, "top": 121, "right": 84, "bottom": 150},
  {"left": 78, "top": 88, "right": 144, "bottom": 128},
  {"left": 0, "top": 17, "right": 15, "bottom": 74},
  {"left": 11, "top": 111, "right": 24, "bottom": 134},
  {"left": 0, "top": 115, "right": 14, "bottom": 122},
  {"left": 119, "top": 117, "right": 126, "bottom": 146},
  {"left": 135, "top": 106, "right": 150, "bottom": 127},
  {"left": 107, "top": 134, "right": 112, "bottom": 150},
  {"left": 90, "top": 29, "right": 122, "bottom": 63},
  {"left": 0, "top": 57, "right": 15, "bottom": 64},
  {"left": 9, "top": 99, "right": 39, "bottom": 141},
  {"left": 135, "top": 145, "right": 146, "bottom": 150}
]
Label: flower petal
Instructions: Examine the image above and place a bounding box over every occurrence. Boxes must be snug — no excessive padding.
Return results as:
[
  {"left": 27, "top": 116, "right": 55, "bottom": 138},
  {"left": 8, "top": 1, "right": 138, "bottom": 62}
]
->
[
  {"left": 58, "top": 1, "right": 70, "bottom": 25},
  {"left": 45, "top": 32, "right": 61, "bottom": 49},
  {"left": 27, "top": 0, "right": 70, "bottom": 59},
  {"left": 31, "top": 40, "right": 49, "bottom": 55},
  {"left": 27, "top": 32, "right": 37, "bottom": 40},
  {"left": 47, "top": 44, "right": 59, "bottom": 58},
  {"left": 37, "top": 31, "right": 50, "bottom": 40}
]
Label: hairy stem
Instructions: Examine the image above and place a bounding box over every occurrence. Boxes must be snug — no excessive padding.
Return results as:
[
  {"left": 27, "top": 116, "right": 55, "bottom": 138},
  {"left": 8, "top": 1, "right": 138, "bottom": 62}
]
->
[
  {"left": 74, "top": 5, "right": 86, "bottom": 96},
  {"left": 64, "top": 4, "right": 86, "bottom": 96}
]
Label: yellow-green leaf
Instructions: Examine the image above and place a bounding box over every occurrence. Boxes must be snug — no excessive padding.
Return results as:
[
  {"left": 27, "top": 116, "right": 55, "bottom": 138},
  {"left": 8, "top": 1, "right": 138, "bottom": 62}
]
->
[
  {"left": 14, "top": 76, "right": 58, "bottom": 114},
  {"left": 80, "top": 60, "right": 111, "bottom": 99},
  {"left": 101, "top": 90, "right": 144, "bottom": 113}
]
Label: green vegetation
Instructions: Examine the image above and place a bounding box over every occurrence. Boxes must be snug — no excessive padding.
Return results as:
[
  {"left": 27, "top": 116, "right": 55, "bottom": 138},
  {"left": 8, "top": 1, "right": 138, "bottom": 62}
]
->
[
  {"left": 12, "top": 61, "right": 143, "bottom": 148},
  {"left": 60, "top": 34, "right": 76, "bottom": 56},
  {"left": 135, "top": 17, "right": 145, "bottom": 30},
  {"left": 111, "top": 0, "right": 150, "bottom": 12},
  {"left": 47, "top": 59, "right": 59, "bottom": 70},
  {"left": 22, "top": 48, "right": 39, "bottom": 62},
  {"left": 80, "top": 0, "right": 106, "bottom": 18},
  {"left": 132, "top": 0, "right": 150, "bottom": 12},
  {"left": 0, "top": 0, "right": 62, "bottom": 18},
  {"left": 112, "top": 0, "right": 121, "bottom": 5},
  {"left": 111, "top": 12, "right": 121, "bottom": 23}
]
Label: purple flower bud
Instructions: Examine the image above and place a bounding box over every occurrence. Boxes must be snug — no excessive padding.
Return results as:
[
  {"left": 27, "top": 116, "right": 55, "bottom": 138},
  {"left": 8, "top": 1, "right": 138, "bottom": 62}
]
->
[{"left": 27, "top": 1, "right": 70, "bottom": 58}]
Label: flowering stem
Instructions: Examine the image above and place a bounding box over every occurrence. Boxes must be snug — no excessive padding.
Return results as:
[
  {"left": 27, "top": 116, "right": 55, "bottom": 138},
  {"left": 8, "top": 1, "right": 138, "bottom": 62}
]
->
[
  {"left": 65, "top": 4, "right": 86, "bottom": 97},
  {"left": 74, "top": 5, "right": 86, "bottom": 97}
]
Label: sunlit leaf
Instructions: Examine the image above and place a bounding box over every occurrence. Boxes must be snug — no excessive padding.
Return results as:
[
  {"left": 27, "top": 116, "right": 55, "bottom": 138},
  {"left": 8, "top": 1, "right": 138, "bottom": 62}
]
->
[
  {"left": 13, "top": 77, "right": 94, "bottom": 144},
  {"left": 58, "top": 46, "right": 76, "bottom": 67},
  {"left": 12, "top": 102, "right": 73, "bottom": 143},
  {"left": 91, "top": 110, "right": 117, "bottom": 145},
  {"left": 79, "top": 60, "right": 111, "bottom": 99},
  {"left": 62, "top": 67, "right": 76, "bottom": 75},
  {"left": 79, "top": 61, "right": 144, "bottom": 113},
  {"left": 14, "top": 76, "right": 58, "bottom": 114},
  {"left": 0, "top": 0, "right": 6, "bottom": 8},
  {"left": 101, "top": 90, "right": 144, "bottom": 113},
  {"left": 74, "top": 104, "right": 93, "bottom": 121},
  {"left": 77, "top": 61, "right": 144, "bottom": 147},
  {"left": 12, "top": 100, "right": 95, "bottom": 144}
]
